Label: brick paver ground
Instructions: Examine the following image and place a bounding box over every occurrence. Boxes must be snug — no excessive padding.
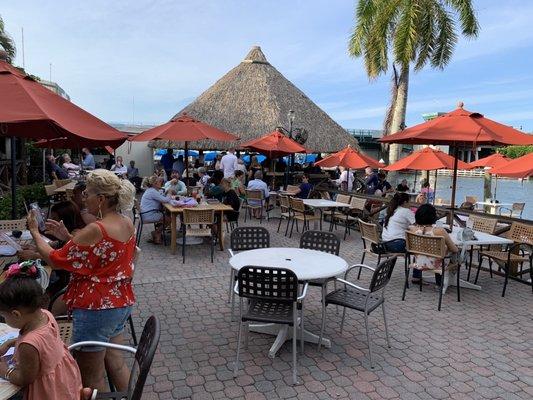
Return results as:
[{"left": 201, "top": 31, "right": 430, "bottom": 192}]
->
[{"left": 129, "top": 216, "right": 532, "bottom": 400}]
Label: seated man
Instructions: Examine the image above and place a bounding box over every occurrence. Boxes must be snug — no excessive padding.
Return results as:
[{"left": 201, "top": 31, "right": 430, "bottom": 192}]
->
[
  {"left": 164, "top": 171, "right": 187, "bottom": 196},
  {"left": 294, "top": 174, "right": 313, "bottom": 199},
  {"left": 127, "top": 160, "right": 143, "bottom": 191},
  {"left": 247, "top": 170, "right": 270, "bottom": 218}
]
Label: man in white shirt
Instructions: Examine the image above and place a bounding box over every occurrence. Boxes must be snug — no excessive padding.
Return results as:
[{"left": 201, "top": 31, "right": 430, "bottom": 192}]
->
[
  {"left": 220, "top": 148, "right": 238, "bottom": 178},
  {"left": 164, "top": 171, "right": 187, "bottom": 196},
  {"left": 335, "top": 167, "right": 354, "bottom": 191}
]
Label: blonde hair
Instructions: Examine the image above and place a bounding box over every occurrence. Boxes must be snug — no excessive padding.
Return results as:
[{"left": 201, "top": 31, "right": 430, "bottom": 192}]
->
[{"left": 86, "top": 169, "right": 135, "bottom": 212}]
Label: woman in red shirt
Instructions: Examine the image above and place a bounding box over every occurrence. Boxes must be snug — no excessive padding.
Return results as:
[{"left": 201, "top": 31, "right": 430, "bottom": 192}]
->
[{"left": 29, "top": 169, "right": 136, "bottom": 393}]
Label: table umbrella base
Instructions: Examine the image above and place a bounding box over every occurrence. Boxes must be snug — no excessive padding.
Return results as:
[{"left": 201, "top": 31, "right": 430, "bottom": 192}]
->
[{"left": 249, "top": 322, "right": 331, "bottom": 358}]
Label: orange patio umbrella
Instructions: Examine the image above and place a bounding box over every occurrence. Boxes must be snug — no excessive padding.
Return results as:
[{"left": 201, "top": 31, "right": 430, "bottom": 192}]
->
[
  {"left": 489, "top": 152, "right": 533, "bottom": 179},
  {"left": 467, "top": 153, "right": 511, "bottom": 199},
  {"left": 380, "top": 102, "right": 533, "bottom": 210},
  {"left": 130, "top": 113, "right": 239, "bottom": 179},
  {"left": 240, "top": 130, "right": 309, "bottom": 158},
  {"left": 315, "top": 145, "right": 383, "bottom": 170},
  {"left": 384, "top": 147, "right": 468, "bottom": 201}
]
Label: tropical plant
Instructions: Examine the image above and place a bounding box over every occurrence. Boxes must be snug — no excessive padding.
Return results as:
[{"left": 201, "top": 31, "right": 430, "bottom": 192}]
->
[
  {"left": 499, "top": 145, "right": 533, "bottom": 159},
  {"left": 349, "top": 0, "right": 479, "bottom": 170},
  {"left": 0, "top": 15, "right": 16, "bottom": 63}
]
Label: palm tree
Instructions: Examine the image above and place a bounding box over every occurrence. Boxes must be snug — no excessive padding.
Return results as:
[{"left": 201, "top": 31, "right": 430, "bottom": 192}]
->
[
  {"left": 349, "top": 0, "right": 479, "bottom": 172},
  {"left": 0, "top": 15, "right": 16, "bottom": 63}
]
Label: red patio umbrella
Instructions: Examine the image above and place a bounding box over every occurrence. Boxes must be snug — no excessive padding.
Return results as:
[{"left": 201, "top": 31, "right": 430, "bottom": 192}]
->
[
  {"left": 315, "top": 145, "right": 383, "bottom": 170},
  {"left": 240, "top": 130, "right": 310, "bottom": 158},
  {"left": 0, "top": 55, "right": 127, "bottom": 217},
  {"left": 384, "top": 147, "right": 468, "bottom": 201},
  {"left": 34, "top": 137, "right": 124, "bottom": 151},
  {"left": 489, "top": 152, "right": 533, "bottom": 179},
  {"left": 467, "top": 153, "right": 510, "bottom": 200},
  {"left": 380, "top": 102, "right": 533, "bottom": 210},
  {"left": 130, "top": 113, "right": 239, "bottom": 180}
]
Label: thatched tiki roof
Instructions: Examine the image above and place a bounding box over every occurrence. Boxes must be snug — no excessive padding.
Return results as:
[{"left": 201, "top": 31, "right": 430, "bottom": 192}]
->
[{"left": 151, "top": 46, "right": 358, "bottom": 152}]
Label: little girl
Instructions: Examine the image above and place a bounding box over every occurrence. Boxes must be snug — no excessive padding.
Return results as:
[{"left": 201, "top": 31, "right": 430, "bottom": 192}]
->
[{"left": 0, "top": 262, "right": 82, "bottom": 399}]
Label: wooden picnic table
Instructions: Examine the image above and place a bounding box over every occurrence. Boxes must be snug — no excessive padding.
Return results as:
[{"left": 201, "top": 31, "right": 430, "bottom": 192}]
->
[
  {"left": 0, "top": 324, "right": 19, "bottom": 399},
  {"left": 163, "top": 203, "right": 234, "bottom": 254}
]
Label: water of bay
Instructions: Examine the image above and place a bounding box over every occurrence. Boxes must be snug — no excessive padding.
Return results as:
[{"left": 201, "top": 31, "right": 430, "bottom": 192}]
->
[{"left": 399, "top": 174, "right": 532, "bottom": 221}]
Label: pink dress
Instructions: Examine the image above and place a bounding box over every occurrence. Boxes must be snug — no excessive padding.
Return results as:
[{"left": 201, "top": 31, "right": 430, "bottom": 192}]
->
[{"left": 14, "top": 310, "right": 82, "bottom": 400}]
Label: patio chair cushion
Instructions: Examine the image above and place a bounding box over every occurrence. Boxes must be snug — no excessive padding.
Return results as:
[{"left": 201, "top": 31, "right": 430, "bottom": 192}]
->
[
  {"left": 325, "top": 288, "right": 383, "bottom": 313},
  {"left": 242, "top": 299, "right": 295, "bottom": 325},
  {"left": 185, "top": 227, "right": 212, "bottom": 237},
  {"left": 479, "top": 250, "right": 529, "bottom": 263}
]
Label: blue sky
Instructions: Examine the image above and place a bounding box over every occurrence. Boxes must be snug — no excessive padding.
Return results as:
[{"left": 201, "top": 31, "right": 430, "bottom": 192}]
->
[{"left": 3, "top": 0, "right": 533, "bottom": 131}]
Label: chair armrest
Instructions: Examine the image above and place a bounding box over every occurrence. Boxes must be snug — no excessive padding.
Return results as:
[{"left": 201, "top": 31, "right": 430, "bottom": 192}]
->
[
  {"left": 498, "top": 206, "right": 512, "bottom": 215},
  {"left": 336, "top": 278, "right": 370, "bottom": 293},
  {"left": 297, "top": 283, "right": 309, "bottom": 301},
  {"left": 68, "top": 341, "right": 136, "bottom": 354},
  {"left": 228, "top": 249, "right": 235, "bottom": 257},
  {"left": 345, "top": 264, "right": 374, "bottom": 279},
  {"left": 233, "top": 280, "right": 239, "bottom": 295}
]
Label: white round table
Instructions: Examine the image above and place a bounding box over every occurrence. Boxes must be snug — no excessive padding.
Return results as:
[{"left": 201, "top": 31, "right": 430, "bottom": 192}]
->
[
  {"left": 229, "top": 247, "right": 348, "bottom": 281},
  {"left": 229, "top": 247, "right": 348, "bottom": 357}
]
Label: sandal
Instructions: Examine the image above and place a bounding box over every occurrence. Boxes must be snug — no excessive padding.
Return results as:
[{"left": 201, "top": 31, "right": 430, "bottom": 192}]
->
[{"left": 147, "top": 238, "right": 162, "bottom": 245}]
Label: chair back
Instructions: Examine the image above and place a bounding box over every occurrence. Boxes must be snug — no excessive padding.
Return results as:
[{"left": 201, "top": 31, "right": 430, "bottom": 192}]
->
[
  {"left": 289, "top": 197, "right": 306, "bottom": 213},
  {"left": 465, "top": 195, "right": 478, "bottom": 204},
  {"left": 358, "top": 219, "right": 380, "bottom": 245},
  {"left": 508, "top": 222, "right": 533, "bottom": 246},
  {"left": 336, "top": 194, "right": 351, "bottom": 205},
  {"left": 230, "top": 226, "right": 270, "bottom": 251},
  {"left": 512, "top": 202, "right": 525, "bottom": 214},
  {"left": 245, "top": 189, "right": 264, "bottom": 201},
  {"left": 128, "top": 316, "right": 161, "bottom": 400},
  {"left": 349, "top": 196, "right": 367, "bottom": 211},
  {"left": 183, "top": 208, "right": 215, "bottom": 225},
  {"left": 44, "top": 184, "right": 57, "bottom": 197},
  {"left": 320, "top": 191, "right": 331, "bottom": 200},
  {"left": 237, "top": 266, "right": 298, "bottom": 303},
  {"left": 0, "top": 218, "right": 27, "bottom": 231},
  {"left": 369, "top": 256, "right": 397, "bottom": 293},
  {"left": 279, "top": 195, "right": 290, "bottom": 212},
  {"left": 469, "top": 215, "right": 497, "bottom": 234},
  {"left": 54, "top": 179, "right": 72, "bottom": 188},
  {"left": 287, "top": 185, "right": 300, "bottom": 193},
  {"left": 405, "top": 231, "right": 447, "bottom": 259},
  {"left": 299, "top": 230, "right": 340, "bottom": 255}
]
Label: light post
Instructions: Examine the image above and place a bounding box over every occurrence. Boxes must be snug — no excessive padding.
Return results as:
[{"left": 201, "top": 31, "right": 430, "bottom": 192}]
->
[{"left": 283, "top": 110, "right": 295, "bottom": 189}]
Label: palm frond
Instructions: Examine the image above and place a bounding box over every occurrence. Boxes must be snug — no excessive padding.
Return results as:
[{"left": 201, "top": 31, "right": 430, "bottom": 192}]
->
[
  {"left": 444, "top": 0, "right": 480, "bottom": 37},
  {"left": 0, "top": 16, "right": 16, "bottom": 63},
  {"left": 430, "top": 4, "right": 458, "bottom": 68},
  {"left": 414, "top": 1, "right": 436, "bottom": 70},
  {"left": 392, "top": 0, "right": 422, "bottom": 66}
]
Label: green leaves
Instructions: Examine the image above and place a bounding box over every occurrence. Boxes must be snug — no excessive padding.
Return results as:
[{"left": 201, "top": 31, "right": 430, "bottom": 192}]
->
[
  {"left": 0, "top": 16, "right": 16, "bottom": 64},
  {"left": 349, "top": 0, "right": 480, "bottom": 76},
  {"left": 499, "top": 145, "right": 533, "bottom": 159}
]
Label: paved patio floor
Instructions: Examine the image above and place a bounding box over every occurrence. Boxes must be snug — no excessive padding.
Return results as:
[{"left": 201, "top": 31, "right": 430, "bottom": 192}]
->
[{"left": 130, "top": 216, "right": 533, "bottom": 400}]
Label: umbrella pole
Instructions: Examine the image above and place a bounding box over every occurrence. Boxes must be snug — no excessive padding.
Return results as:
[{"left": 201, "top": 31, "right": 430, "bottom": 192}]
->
[
  {"left": 450, "top": 146, "right": 459, "bottom": 225},
  {"left": 413, "top": 170, "right": 417, "bottom": 192},
  {"left": 494, "top": 175, "right": 498, "bottom": 200},
  {"left": 185, "top": 142, "right": 189, "bottom": 186},
  {"left": 433, "top": 170, "right": 438, "bottom": 205},
  {"left": 11, "top": 136, "right": 17, "bottom": 219}
]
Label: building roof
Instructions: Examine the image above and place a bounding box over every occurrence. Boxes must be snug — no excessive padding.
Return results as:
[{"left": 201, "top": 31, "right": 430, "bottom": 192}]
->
[{"left": 150, "top": 46, "right": 358, "bottom": 152}]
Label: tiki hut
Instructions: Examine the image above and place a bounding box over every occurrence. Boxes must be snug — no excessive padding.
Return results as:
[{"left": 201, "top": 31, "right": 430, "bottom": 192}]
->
[{"left": 150, "top": 46, "right": 358, "bottom": 152}]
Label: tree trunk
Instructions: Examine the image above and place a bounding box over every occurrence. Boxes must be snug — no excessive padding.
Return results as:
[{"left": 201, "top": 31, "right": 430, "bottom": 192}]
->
[{"left": 386, "top": 65, "right": 409, "bottom": 185}]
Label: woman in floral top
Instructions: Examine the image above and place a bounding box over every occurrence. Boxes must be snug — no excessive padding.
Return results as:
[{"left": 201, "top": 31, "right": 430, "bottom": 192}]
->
[{"left": 29, "top": 169, "right": 136, "bottom": 393}]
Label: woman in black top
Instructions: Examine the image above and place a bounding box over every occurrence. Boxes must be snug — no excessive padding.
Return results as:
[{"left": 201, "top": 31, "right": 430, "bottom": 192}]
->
[{"left": 221, "top": 178, "right": 240, "bottom": 222}]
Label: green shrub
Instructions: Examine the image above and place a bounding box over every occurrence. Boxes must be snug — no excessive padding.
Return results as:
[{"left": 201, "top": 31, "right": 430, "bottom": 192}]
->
[
  {"left": 0, "top": 183, "right": 48, "bottom": 220},
  {"left": 499, "top": 145, "right": 533, "bottom": 159}
]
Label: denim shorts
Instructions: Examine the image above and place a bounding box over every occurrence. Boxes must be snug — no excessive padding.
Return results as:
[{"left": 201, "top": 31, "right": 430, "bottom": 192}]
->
[{"left": 72, "top": 306, "right": 132, "bottom": 352}]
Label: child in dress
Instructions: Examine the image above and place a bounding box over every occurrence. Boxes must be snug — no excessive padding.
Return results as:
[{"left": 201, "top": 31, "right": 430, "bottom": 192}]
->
[{"left": 0, "top": 263, "right": 83, "bottom": 400}]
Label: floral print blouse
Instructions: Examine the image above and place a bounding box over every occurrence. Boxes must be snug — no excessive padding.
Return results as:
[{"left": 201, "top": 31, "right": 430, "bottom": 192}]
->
[{"left": 49, "top": 221, "right": 136, "bottom": 310}]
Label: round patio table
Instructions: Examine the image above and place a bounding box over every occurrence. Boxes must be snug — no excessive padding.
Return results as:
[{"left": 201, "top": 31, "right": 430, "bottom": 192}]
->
[{"left": 229, "top": 247, "right": 348, "bottom": 357}]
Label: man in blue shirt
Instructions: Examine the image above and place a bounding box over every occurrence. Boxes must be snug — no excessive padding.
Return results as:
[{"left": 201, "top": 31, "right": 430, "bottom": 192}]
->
[
  {"left": 160, "top": 148, "right": 175, "bottom": 181},
  {"left": 81, "top": 148, "right": 95, "bottom": 170},
  {"left": 295, "top": 174, "right": 313, "bottom": 199},
  {"left": 364, "top": 167, "right": 379, "bottom": 195}
]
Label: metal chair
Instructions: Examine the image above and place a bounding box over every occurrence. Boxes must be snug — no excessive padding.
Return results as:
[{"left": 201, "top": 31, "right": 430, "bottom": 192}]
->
[
  {"left": 243, "top": 189, "right": 266, "bottom": 223},
  {"left": 465, "top": 216, "right": 498, "bottom": 281},
  {"left": 404, "top": 231, "right": 460, "bottom": 311},
  {"left": 47, "top": 287, "right": 73, "bottom": 345},
  {"left": 69, "top": 316, "right": 160, "bottom": 400},
  {"left": 478, "top": 222, "right": 533, "bottom": 296},
  {"left": 334, "top": 196, "right": 367, "bottom": 240},
  {"left": 499, "top": 202, "right": 525, "bottom": 218},
  {"left": 0, "top": 218, "right": 27, "bottom": 231},
  {"left": 227, "top": 227, "right": 270, "bottom": 319},
  {"left": 233, "top": 266, "right": 308, "bottom": 385},
  {"left": 134, "top": 199, "right": 167, "bottom": 247},
  {"left": 289, "top": 197, "right": 322, "bottom": 237},
  {"left": 357, "top": 219, "right": 405, "bottom": 279},
  {"left": 182, "top": 208, "right": 215, "bottom": 263},
  {"left": 276, "top": 195, "right": 292, "bottom": 236},
  {"left": 329, "top": 194, "right": 351, "bottom": 232},
  {"left": 318, "top": 257, "right": 397, "bottom": 368}
]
